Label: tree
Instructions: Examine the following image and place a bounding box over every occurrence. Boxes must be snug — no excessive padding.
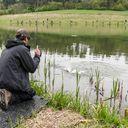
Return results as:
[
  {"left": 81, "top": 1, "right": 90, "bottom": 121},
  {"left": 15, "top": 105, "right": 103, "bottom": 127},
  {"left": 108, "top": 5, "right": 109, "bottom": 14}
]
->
[{"left": 3, "top": 0, "right": 16, "bottom": 8}]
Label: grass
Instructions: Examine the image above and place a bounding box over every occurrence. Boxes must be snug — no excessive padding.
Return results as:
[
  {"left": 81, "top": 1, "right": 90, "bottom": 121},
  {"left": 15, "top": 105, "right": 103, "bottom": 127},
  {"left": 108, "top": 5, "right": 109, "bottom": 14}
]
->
[
  {"left": 93, "top": 104, "right": 121, "bottom": 125},
  {"left": 29, "top": 67, "right": 128, "bottom": 127},
  {"left": 30, "top": 80, "right": 128, "bottom": 127},
  {"left": 35, "top": 9, "right": 128, "bottom": 15},
  {"left": 15, "top": 71, "right": 128, "bottom": 128},
  {"left": 0, "top": 10, "right": 128, "bottom": 36},
  {"left": 95, "top": 69, "right": 103, "bottom": 105}
]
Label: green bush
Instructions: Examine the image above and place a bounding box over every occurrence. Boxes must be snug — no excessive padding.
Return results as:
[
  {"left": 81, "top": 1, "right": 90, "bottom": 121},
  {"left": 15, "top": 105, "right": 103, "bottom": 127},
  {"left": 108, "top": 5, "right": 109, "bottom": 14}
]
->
[
  {"left": 0, "top": 3, "right": 32, "bottom": 14},
  {"left": 112, "top": 3, "right": 126, "bottom": 11},
  {"left": 27, "top": 5, "right": 35, "bottom": 12},
  {"left": 75, "top": 3, "right": 83, "bottom": 10},
  {"left": 0, "top": 10, "right": 7, "bottom": 15},
  {"left": 64, "top": 2, "right": 76, "bottom": 9},
  {"left": 7, "top": 3, "right": 30, "bottom": 14},
  {"left": 7, "top": 8, "right": 15, "bottom": 14},
  {"left": 79, "top": 2, "right": 88, "bottom": 9},
  {"left": 123, "top": 1, "right": 128, "bottom": 9},
  {"left": 89, "top": 0, "right": 100, "bottom": 10},
  {"left": 0, "top": 3, "right": 5, "bottom": 10},
  {"left": 36, "top": 2, "right": 63, "bottom": 12},
  {"left": 83, "top": 2, "right": 91, "bottom": 9}
]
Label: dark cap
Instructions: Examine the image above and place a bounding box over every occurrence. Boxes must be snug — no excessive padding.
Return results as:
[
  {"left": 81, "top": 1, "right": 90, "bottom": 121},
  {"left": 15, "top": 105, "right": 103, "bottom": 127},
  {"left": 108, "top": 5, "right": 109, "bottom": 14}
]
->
[{"left": 16, "top": 28, "right": 30, "bottom": 40}]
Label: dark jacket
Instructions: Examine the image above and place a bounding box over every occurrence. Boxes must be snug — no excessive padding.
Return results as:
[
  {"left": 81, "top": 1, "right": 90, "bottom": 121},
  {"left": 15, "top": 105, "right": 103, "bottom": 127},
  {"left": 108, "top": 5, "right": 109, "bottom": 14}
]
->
[{"left": 0, "top": 39, "right": 40, "bottom": 92}]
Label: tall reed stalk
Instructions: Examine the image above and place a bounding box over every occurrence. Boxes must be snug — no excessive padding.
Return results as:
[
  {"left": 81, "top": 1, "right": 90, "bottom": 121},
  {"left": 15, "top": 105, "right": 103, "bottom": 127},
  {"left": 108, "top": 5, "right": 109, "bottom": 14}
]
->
[
  {"left": 48, "top": 60, "right": 51, "bottom": 92},
  {"left": 110, "top": 89, "right": 113, "bottom": 108},
  {"left": 52, "top": 55, "right": 55, "bottom": 96},
  {"left": 75, "top": 71, "right": 80, "bottom": 103},
  {"left": 95, "top": 69, "right": 102, "bottom": 105},
  {"left": 112, "top": 79, "right": 119, "bottom": 110},
  {"left": 119, "top": 84, "right": 123, "bottom": 112},
  {"left": 44, "top": 55, "right": 47, "bottom": 93},
  {"left": 61, "top": 72, "right": 64, "bottom": 96}
]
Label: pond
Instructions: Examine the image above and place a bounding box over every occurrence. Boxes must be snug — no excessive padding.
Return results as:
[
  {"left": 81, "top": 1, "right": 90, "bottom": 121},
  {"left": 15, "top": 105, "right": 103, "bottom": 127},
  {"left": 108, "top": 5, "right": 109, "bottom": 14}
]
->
[{"left": 0, "top": 28, "right": 128, "bottom": 110}]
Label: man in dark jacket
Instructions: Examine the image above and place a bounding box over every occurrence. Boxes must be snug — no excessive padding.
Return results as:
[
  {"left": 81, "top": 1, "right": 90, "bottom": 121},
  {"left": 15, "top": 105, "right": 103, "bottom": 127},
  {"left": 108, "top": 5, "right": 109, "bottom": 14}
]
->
[{"left": 0, "top": 28, "right": 41, "bottom": 110}]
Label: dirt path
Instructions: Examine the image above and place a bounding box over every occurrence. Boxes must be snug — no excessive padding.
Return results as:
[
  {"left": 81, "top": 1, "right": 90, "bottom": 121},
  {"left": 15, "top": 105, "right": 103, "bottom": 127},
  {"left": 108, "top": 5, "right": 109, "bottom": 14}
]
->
[{"left": 23, "top": 108, "right": 88, "bottom": 128}]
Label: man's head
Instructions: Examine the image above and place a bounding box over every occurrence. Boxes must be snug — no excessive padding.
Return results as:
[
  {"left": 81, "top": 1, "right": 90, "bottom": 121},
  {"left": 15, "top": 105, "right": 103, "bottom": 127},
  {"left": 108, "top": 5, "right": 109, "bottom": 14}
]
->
[{"left": 16, "top": 28, "right": 30, "bottom": 45}]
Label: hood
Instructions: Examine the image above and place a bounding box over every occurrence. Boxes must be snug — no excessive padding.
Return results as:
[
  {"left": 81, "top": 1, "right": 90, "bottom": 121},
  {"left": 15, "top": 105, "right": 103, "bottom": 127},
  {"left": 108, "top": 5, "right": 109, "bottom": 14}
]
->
[
  {"left": 5, "top": 39, "right": 30, "bottom": 50},
  {"left": 5, "top": 39, "right": 23, "bottom": 49}
]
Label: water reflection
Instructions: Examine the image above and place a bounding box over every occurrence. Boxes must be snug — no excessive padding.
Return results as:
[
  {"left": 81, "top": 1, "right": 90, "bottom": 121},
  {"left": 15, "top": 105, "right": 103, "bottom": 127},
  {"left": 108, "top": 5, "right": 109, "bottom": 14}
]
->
[{"left": 30, "top": 33, "right": 128, "bottom": 58}]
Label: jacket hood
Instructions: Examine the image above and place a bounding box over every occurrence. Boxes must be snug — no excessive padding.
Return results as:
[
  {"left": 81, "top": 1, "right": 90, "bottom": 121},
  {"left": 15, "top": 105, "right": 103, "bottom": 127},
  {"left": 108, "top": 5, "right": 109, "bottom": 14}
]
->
[
  {"left": 5, "top": 39, "right": 23, "bottom": 49},
  {"left": 5, "top": 39, "right": 30, "bottom": 50}
]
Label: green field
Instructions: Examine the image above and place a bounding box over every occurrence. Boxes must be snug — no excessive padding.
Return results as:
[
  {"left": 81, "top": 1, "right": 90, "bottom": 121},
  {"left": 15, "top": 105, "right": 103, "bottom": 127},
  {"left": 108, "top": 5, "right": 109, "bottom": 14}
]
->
[
  {"left": 36, "top": 9, "right": 128, "bottom": 15},
  {"left": 0, "top": 10, "right": 128, "bottom": 36}
]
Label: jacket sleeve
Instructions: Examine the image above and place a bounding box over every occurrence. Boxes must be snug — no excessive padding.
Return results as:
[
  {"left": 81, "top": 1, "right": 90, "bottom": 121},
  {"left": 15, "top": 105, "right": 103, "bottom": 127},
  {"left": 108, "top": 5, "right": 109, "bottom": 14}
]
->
[{"left": 19, "top": 47, "right": 40, "bottom": 73}]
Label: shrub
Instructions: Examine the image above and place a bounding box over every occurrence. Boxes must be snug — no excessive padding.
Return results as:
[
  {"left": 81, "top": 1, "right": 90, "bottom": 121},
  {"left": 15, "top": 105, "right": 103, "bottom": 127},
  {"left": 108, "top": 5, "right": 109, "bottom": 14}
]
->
[
  {"left": 75, "top": 3, "right": 83, "bottom": 9},
  {"left": 123, "top": 1, "right": 128, "bottom": 9},
  {"left": 0, "top": 10, "right": 7, "bottom": 15},
  {"left": 7, "top": 8, "right": 15, "bottom": 14},
  {"left": 36, "top": 2, "right": 63, "bottom": 12},
  {"left": 89, "top": 0, "right": 100, "bottom": 10},
  {"left": 0, "top": 3, "right": 5, "bottom": 10},
  {"left": 7, "top": 3, "right": 30, "bottom": 14},
  {"left": 27, "top": 5, "right": 35, "bottom": 12},
  {"left": 112, "top": 3, "right": 126, "bottom": 11},
  {"left": 64, "top": 2, "right": 76, "bottom": 9}
]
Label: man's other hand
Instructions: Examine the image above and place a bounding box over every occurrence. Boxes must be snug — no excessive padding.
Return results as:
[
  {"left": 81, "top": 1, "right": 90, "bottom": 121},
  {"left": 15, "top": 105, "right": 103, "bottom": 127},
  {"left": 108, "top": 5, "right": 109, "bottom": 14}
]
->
[{"left": 35, "top": 48, "right": 41, "bottom": 57}]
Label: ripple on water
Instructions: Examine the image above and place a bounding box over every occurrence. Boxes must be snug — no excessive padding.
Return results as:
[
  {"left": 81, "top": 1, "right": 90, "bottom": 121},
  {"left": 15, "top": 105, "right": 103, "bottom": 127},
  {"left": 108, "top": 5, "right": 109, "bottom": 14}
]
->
[{"left": 63, "top": 61, "right": 127, "bottom": 78}]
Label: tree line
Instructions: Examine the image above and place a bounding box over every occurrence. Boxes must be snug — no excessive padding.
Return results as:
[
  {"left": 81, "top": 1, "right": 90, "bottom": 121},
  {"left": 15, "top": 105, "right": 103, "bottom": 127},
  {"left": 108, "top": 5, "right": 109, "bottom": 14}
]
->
[{"left": 0, "top": 0, "right": 128, "bottom": 14}]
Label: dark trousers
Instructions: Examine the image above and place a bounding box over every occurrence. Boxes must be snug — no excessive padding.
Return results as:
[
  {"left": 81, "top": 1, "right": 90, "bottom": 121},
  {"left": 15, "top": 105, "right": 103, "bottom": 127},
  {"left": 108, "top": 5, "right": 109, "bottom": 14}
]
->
[{"left": 11, "top": 89, "right": 36, "bottom": 104}]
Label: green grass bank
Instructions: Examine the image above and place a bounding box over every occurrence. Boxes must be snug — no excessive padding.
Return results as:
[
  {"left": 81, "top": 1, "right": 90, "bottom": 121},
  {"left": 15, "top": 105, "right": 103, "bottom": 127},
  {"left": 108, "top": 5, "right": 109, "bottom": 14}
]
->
[{"left": 0, "top": 10, "right": 128, "bottom": 36}]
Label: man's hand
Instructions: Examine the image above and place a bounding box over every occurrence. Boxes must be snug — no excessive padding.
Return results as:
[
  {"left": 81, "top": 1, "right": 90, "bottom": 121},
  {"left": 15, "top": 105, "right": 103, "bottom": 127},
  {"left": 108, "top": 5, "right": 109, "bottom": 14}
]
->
[{"left": 35, "top": 46, "right": 41, "bottom": 57}]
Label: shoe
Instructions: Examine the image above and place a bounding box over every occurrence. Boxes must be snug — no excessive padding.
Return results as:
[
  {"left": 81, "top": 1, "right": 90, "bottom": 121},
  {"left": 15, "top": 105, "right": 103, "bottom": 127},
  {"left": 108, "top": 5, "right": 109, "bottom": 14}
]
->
[{"left": 0, "top": 89, "right": 12, "bottom": 110}]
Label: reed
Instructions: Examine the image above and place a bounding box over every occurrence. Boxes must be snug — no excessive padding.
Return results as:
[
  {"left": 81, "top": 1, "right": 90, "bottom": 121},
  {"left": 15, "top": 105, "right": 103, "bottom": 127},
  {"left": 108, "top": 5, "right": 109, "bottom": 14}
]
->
[
  {"left": 44, "top": 55, "right": 47, "bottom": 93},
  {"left": 48, "top": 60, "right": 51, "bottom": 92},
  {"left": 31, "top": 81, "right": 45, "bottom": 97},
  {"left": 75, "top": 71, "right": 80, "bottom": 103},
  {"left": 30, "top": 79, "right": 128, "bottom": 127},
  {"left": 119, "top": 83, "right": 123, "bottom": 112},
  {"left": 80, "top": 95, "right": 91, "bottom": 118},
  {"left": 92, "top": 103, "right": 121, "bottom": 126},
  {"left": 37, "top": 64, "right": 41, "bottom": 79},
  {"left": 89, "top": 70, "right": 93, "bottom": 86},
  {"left": 49, "top": 90, "right": 74, "bottom": 110},
  {"left": 110, "top": 89, "right": 113, "bottom": 108},
  {"left": 95, "top": 69, "right": 103, "bottom": 104},
  {"left": 112, "top": 79, "right": 120, "bottom": 110},
  {"left": 52, "top": 55, "right": 55, "bottom": 96},
  {"left": 61, "top": 72, "right": 64, "bottom": 96}
]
